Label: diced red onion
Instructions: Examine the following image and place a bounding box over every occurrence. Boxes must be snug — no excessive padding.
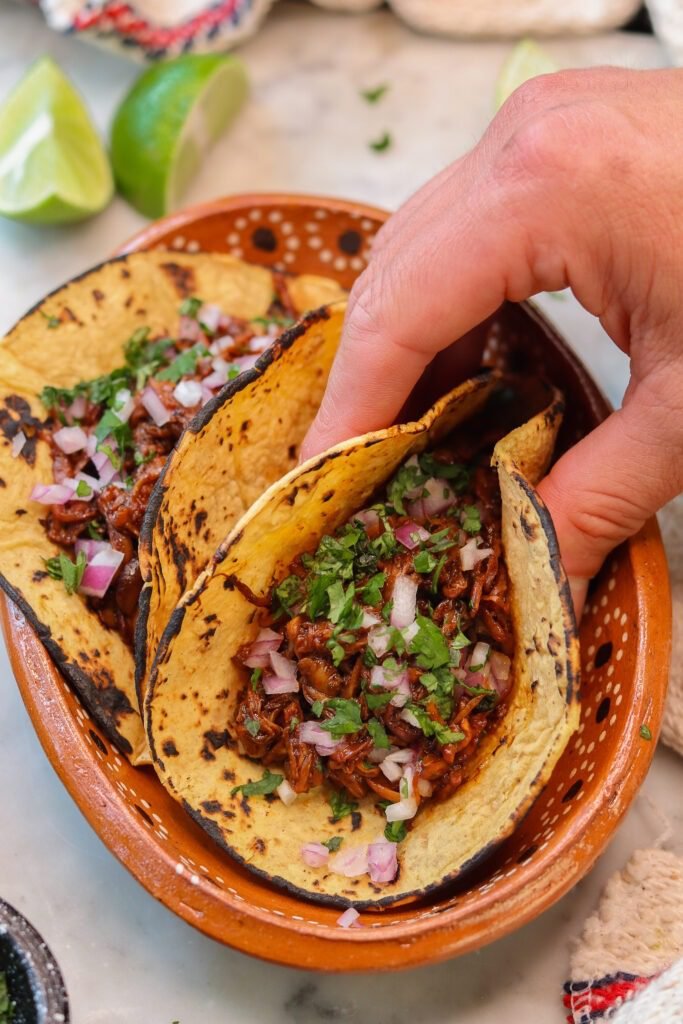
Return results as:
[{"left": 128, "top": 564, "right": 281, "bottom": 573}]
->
[
  {"left": 370, "top": 664, "right": 408, "bottom": 692},
  {"left": 262, "top": 673, "right": 298, "bottom": 695},
  {"left": 270, "top": 651, "right": 297, "bottom": 681},
  {"left": 490, "top": 650, "right": 511, "bottom": 682},
  {"left": 74, "top": 539, "right": 112, "bottom": 560},
  {"left": 385, "top": 748, "right": 416, "bottom": 765},
  {"left": 30, "top": 483, "right": 74, "bottom": 505},
  {"left": 389, "top": 675, "right": 411, "bottom": 708},
  {"left": 368, "top": 625, "right": 391, "bottom": 658},
  {"left": 460, "top": 537, "right": 493, "bottom": 571},
  {"left": 367, "top": 746, "right": 391, "bottom": 764},
  {"left": 66, "top": 395, "right": 87, "bottom": 420},
  {"left": 11, "top": 431, "right": 26, "bottom": 458},
  {"left": 301, "top": 842, "right": 329, "bottom": 868},
  {"left": 402, "top": 455, "right": 423, "bottom": 500},
  {"left": 53, "top": 425, "right": 88, "bottom": 454},
  {"left": 243, "top": 629, "right": 283, "bottom": 669},
  {"left": 85, "top": 433, "right": 98, "bottom": 457},
  {"left": 417, "top": 778, "right": 433, "bottom": 797},
  {"left": 329, "top": 844, "right": 369, "bottom": 878},
  {"left": 178, "top": 316, "right": 205, "bottom": 342},
  {"left": 202, "top": 371, "right": 229, "bottom": 390},
  {"left": 361, "top": 610, "right": 381, "bottom": 628},
  {"left": 79, "top": 546, "right": 124, "bottom": 598},
  {"left": 401, "top": 621, "right": 419, "bottom": 645},
  {"left": 399, "top": 708, "right": 421, "bottom": 730},
  {"left": 368, "top": 840, "right": 399, "bottom": 883},
  {"left": 200, "top": 384, "right": 214, "bottom": 406},
  {"left": 337, "top": 907, "right": 360, "bottom": 929},
  {"left": 173, "top": 380, "right": 203, "bottom": 408},
  {"left": 395, "top": 521, "right": 430, "bottom": 550},
  {"left": 351, "top": 508, "right": 379, "bottom": 530},
  {"left": 390, "top": 575, "right": 418, "bottom": 629},
  {"left": 422, "top": 477, "right": 457, "bottom": 516},
  {"left": 114, "top": 389, "right": 134, "bottom": 423},
  {"left": 91, "top": 449, "right": 118, "bottom": 487},
  {"left": 199, "top": 303, "right": 222, "bottom": 333},
  {"left": 141, "top": 387, "right": 171, "bottom": 427},
  {"left": 469, "top": 642, "right": 490, "bottom": 670},
  {"left": 209, "top": 335, "right": 233, "bottom": 355},
  {"left": 276, "top": 779, "right": 297, "bottom": 806},
  {"left": 380, "top": 759, "right": 403, "bottom": 782},
  {"left": 298, "top": 721, "right": 341, "bottom": 756},
  {"left": 385, "top": 797, "right": 418, "bottom": 822},
  {"left": 211, "top": 356, "right": 229, "bottom": 374},
  {"left": 406, "top": 499, "right": 425, "bottom": 521}
]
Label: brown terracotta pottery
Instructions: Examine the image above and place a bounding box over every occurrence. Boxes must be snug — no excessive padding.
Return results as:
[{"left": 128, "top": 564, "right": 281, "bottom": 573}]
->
[{"left": 1, "top": 193, "right": 671, "bottom": 970}]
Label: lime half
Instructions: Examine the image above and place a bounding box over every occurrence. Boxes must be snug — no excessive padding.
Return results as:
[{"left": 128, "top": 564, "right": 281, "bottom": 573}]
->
[
  {"left": 0, "top": 57, "right": 113, "bottom": 225},
  {"left": 111, "top": 54, "right": 248, "bottom": 220},
  {"left": 495, "top": 39, "right": 558, "bottom": 110}
]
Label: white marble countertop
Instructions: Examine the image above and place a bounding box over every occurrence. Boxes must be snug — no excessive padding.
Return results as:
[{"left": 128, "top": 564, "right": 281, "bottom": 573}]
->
[{"left": 0, "top": 4, "right": 680, "bottom": 1021}]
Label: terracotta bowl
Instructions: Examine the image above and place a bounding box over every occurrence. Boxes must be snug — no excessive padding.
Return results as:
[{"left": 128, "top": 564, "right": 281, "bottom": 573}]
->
[{"left": 2, "top": 194, "right": 670, "bottom": 970}]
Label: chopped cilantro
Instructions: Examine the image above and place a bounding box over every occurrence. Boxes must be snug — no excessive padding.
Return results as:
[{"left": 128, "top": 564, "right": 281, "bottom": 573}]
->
[
  {"left": 274, "top": 574, "right": 304, "bottom": 616},
  {"left": 244, "top": 716, "right": 260, "bottom": 738},
  {"left": 426, "top": 527, "right": 458, "bottom": 553},
  {"left": 76, "top": 479, "right": 92, "bottom": 498},
  {"left": 311, "top": 700, "right": 324, "bottom": 717},
  {"left": 156, "top": 344, "right": 208, "bottom": 383},
  {"left": 409, "top": 615, "right": 450, "bottom": 669},
  {"left": 369, "top": 131, "right": 392, "bottom": 152},
  {"left": 640, "top": 724, "right": 652, "bottom": 741},
  {"left": 326, "top": 637, "right": 346, "bottom": 667},
  {"left": 134, "top": 449, "right": 155, "bottom": 466},
  {"left": 87, "top": 521, "right": 104, "bottom": 540},
  {"left": 365, "top": 690, "right": 394, "bottom": 711},
  {"left": 0, "top": 971, "right": 13, "bottom": 1023},
  {"left": 94, "top": 408, "right": 132, "bottom": 449},
  {"left": 384, "top": 819, "right": 407, "bottom": 843},
  {"left": 179, "top": 296, "right": 202, "bottom": 318},
  {"left": 328, "top": 789, "right": 358, "bottom": 822},
  {"left": 319, "top": 698, "right": 362, "bottom": 738},
  {"left": 381, "top": 599, "right": 393, "bottom": 622},
  {"left": 404, "top": 703, "right": 464, "bottom": 746},
  {"left": 431, "top": 553, "right": 447, "bottom": 592},
  {"left": 40, "top": 310, "right": 61, "bottom": 329},
  {"left": 367, "top": 718, "right": 390, "bottom": 749},
  {"left": 231, "top": 769, "right": 283, "bottom": 798},
  {"left": 414, "top": 550, "right": 437, "bottom": 574},
  {"left": 322, "top": 835, "right": 343, "bottom": 852},
  {"left": 451, "top": 631, "right": 471, "bottom": 651},
  {"left": 327, "top": 580, "right": 361, "bottom": 626},
  {"left": 418, "top": 453, "right": 470, "bottom": 491},
  {"left": 359, "top": 571, "right": 386, "bottom": 607},
  {"left": 252, "top": 315, "right": 295, "bottom": 329},
  {"left": 97, "top": 443, "right": 123, "bottom": 471},
  {"left": 387, "top": 461, "right": 424, "bottom": 515},
  {"left": 44, "top": 550, "right": 87, "bottom": 596},
  {"left": 250, "top": 668, "right": 263, "bottom": 690},
  {"left": 360, "top": 83, "right": 389, "bottom": 103},
  {"left": 462, "top": 505, "right": 482, "bottom": 535},
  {"left": 363, "top": 646, "right": 379, "bottom": 668}
]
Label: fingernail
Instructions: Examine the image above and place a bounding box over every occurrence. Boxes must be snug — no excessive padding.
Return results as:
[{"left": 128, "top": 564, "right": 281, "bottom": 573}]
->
[{"left": 568, "top": 576, "right": 589, "bottom": 620}]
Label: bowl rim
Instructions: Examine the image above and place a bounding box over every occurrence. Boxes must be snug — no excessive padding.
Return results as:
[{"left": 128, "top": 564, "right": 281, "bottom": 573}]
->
[{"left": 1, "top": 192, "right": 671, "bottom": 971}]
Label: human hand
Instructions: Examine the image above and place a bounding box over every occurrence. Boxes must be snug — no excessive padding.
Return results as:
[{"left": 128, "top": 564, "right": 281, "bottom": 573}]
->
[{"left": 301, "top": 67, "right": 683, "bottom": 612}]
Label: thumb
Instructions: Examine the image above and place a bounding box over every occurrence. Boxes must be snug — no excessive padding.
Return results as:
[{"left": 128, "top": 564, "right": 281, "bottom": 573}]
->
[{"left": 537, "top": 376, "right": 683, "bottom": 615}]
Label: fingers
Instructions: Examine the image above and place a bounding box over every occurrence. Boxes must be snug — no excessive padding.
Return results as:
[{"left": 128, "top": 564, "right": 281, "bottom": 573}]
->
[{"left": 537, "top": 369, "right": 683, "bottom": 615}]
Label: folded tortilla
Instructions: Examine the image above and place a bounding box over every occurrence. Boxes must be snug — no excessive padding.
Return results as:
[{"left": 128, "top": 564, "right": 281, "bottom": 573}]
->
[{"left": 146, "top": 373, "right": 580, "bottom": 906}]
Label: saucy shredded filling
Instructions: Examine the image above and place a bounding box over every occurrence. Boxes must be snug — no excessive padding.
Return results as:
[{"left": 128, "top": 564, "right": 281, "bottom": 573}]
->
[
  {"left": 31, "top": 282, "right": 296, "bottom": 644},
  {"left": 232, "top": 437, "right": 514, "bottom": 855}
]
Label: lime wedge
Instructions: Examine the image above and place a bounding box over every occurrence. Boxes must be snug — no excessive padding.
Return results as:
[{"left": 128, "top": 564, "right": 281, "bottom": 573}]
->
[
  {"left": 111, "top": 54, "right": 248, "bottom": 220},
  {"left": 0, "top": 57, "right": 113, "bottom": 225},
  {"left": 495, "top": 39, "right": 558, "bottom": 110}
]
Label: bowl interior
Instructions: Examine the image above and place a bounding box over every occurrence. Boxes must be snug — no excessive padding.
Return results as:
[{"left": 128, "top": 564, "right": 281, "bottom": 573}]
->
[{"left": 2, "top": 195, "right": 670, "bottom": 970}]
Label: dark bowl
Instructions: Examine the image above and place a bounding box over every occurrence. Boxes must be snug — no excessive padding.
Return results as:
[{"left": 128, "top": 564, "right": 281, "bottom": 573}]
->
[{"left": 0, "top": 900, "right": 68, "bottom": 1024}]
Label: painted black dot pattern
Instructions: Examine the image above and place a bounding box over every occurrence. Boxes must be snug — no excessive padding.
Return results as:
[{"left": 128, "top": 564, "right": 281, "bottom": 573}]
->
[
  {"left": 595, "top": 641, "right": 613, "bottom": 668},
  {"left": 251, "top": 227, "right": 277, "bottom": 252},
  {"left": 596, "top": 696, "right": 611, "bottom": 723},
  {"left": 562, "top": 779, "right": 584, "bottom": 803},
  {"left": 338, "top": 229, "right": 362, "bottom": 254}
]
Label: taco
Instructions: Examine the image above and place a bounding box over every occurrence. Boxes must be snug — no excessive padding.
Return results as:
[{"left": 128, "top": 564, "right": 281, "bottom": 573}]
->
[
  {"left": 0, "top": 251, "right": 344, "bottom": 762},
  {"left": 135, "top": 300, "right": 347, "bottom": 714},
  {"left": 146, "top": 373, "right": 580, "bottom": 907}
]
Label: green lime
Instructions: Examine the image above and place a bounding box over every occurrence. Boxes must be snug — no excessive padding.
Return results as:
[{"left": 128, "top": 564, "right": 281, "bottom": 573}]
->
[
  {"left": 0, "top": 57, "right": 113, "bottom": 225},
  {"left": 111, "top": 54, "right": 248, "bottom": 220},
  {"left": 495, "top": 39, "right": 558, "bottom": 110}
]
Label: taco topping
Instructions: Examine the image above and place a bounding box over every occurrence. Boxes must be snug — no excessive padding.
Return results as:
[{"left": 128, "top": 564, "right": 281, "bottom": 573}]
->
[
  {"left": 31, "top": 287, "right": 296, "bottom": 644},
  {"left": 232, "top": 441, "right": 514, "bottom": 882}
]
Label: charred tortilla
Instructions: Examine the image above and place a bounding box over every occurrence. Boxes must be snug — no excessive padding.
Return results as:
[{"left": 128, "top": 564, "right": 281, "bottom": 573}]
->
[
  {"left": 0, "top": 252, "right": 344, "bottom": 762},
  {"left": 146, "top": 374, "right": 580, "bottom": 906}
]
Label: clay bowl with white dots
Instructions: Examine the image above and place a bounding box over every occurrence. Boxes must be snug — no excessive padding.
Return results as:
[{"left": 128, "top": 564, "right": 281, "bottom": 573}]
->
[{"left": 2, "top": 194, "right": 670, "bottom": 970}]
